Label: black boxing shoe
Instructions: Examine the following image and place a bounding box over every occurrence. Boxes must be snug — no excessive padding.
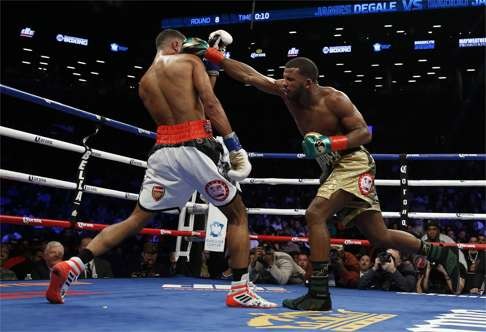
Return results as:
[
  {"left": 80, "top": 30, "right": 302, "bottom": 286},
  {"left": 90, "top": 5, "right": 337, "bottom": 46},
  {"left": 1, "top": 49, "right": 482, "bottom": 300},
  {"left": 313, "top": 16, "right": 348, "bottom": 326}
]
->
[{"left": 282, "top": 275, "right": 332, "bottom": 311}]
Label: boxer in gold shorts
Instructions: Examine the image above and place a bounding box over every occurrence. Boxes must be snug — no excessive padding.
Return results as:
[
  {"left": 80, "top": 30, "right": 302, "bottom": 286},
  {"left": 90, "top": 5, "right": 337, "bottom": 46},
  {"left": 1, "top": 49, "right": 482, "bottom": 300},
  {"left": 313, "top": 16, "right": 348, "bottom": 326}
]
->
[{"left": 199, "top": 51, "right": 462, "bottom": 310}]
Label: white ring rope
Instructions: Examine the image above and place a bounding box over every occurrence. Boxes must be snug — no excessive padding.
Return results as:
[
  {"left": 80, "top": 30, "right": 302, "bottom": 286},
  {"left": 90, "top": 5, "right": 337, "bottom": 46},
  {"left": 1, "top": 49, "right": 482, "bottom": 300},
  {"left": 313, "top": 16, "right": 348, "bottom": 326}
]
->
[
  {"left": 2, "top": 126, "right": 485, "bottom": 188},
  {"left": 240, "top": 178, "right": 486, "bottom": 187},
  {"left": 1, "top": 169, "right": 485, "bottom": 220},
  {"left": 0, "top": 126, "right": 147, "bottom": 168}
]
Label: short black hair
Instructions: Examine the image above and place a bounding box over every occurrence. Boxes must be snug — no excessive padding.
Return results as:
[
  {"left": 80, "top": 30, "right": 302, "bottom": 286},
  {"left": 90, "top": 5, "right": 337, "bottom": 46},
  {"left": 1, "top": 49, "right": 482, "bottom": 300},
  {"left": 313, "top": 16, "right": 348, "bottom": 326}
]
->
[
  {"left": 285, "top": 57, "right": 319, "bottom": 82},
  {"left": 426, "top": 219, "right": 440, "bottom": 230},
  {"left": 155, "top": 29, "right": 186, "bottom": 50}
]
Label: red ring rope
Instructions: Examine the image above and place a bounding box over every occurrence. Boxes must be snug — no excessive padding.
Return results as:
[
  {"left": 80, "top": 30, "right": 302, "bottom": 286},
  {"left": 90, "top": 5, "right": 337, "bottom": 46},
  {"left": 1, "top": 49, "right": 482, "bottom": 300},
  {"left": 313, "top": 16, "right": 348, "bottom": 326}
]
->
[{"left": 1, "top": 214, "right": 485, "bottom": 250}]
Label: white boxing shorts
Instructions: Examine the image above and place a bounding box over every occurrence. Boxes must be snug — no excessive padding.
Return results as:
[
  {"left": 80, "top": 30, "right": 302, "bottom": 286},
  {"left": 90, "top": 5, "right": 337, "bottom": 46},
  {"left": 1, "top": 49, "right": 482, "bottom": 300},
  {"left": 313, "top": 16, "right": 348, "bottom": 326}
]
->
[{"left": 138, "top": 137, "right": 238, "bottom": 212}]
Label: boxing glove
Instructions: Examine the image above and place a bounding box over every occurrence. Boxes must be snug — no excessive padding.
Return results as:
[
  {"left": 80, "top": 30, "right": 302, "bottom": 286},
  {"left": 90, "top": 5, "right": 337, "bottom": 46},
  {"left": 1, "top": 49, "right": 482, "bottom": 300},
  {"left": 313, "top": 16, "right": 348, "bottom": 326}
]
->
[
  {"left": 181, "top": 37, "right": 225, "bottom": 66},
  {"left": 205, "top": 30, "right": 233, "bottom": 76},
  {"left": 223, "top": 132, "right": 252, "bottom": 182},
  {"left": 208, "top": 30, "right": 233, "bottom": 52},
  {"left": 181, "top": 37, "right": 210, "bottom": 57},
  {"left": 302, "top": 132, "right": 349, "bottom": 158}
]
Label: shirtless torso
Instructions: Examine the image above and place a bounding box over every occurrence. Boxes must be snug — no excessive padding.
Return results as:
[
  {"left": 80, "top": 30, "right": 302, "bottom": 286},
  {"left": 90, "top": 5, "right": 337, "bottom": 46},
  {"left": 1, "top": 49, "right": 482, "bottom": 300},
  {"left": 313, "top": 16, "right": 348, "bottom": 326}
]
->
[{"left": 138, "top": 54, "right": 205, "bottom": 126}]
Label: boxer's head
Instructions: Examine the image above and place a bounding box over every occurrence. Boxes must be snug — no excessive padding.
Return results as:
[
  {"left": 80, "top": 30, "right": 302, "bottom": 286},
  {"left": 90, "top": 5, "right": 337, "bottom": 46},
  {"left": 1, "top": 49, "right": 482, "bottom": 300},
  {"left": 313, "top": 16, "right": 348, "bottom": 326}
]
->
[
  {"left": 155, "top": 29, "right": 186, "bottom": 54},
  {"left": 283, "top": 57, "right": 318, "bottom": 100}
]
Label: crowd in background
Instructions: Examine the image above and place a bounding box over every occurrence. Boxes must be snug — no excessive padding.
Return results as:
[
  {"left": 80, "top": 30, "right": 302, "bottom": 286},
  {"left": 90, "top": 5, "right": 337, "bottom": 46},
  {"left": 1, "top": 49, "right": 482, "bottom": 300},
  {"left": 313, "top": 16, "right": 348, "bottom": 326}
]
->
[{"left": 1, "top": 179, "right": 485, "bottom": 296}]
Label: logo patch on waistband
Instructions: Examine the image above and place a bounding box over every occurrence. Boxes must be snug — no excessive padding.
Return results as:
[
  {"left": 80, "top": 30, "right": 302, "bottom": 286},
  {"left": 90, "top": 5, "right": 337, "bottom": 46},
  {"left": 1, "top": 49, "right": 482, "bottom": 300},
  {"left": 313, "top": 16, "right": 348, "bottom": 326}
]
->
[
  {"left": 205, "top": 180, "right": 229, "bottom": 202},
  {"left": 152, "top": 185, "right": 165, "bottom": 201},
  {"left": 358, "top": 173, "right": 374, "bottom": 196}
]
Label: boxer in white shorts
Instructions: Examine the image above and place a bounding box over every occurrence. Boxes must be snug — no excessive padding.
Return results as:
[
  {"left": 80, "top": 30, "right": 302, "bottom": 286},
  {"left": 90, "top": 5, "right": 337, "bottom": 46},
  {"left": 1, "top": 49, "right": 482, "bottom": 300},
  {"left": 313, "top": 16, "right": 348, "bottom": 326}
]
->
[
  {"left": 138, "top": 120, "right": 238, "bottom": 212},
  {"left": 46, "top": 29, "right": 276, "bottom": 308}
]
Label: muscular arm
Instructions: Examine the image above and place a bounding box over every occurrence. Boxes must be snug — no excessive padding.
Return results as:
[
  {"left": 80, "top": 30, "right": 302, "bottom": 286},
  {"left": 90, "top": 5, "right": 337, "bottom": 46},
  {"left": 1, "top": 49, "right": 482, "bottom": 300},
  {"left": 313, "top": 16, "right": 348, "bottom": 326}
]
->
[
  {"left": 221, "top": 58, "right": 282, "bottom": 96},
  {"left": 327, "top": 91, "right": 371, "bottom": 148},
  {"left": 192, "top": 58, "right": 233, "bottom": 136}
]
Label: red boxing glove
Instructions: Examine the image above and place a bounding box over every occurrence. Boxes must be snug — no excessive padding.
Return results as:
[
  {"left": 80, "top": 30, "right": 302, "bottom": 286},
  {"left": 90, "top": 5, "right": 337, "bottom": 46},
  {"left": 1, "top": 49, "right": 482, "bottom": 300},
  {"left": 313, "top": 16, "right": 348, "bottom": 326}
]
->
[{"left": 205, "top": 47, "right": 225, "bottom": 65}]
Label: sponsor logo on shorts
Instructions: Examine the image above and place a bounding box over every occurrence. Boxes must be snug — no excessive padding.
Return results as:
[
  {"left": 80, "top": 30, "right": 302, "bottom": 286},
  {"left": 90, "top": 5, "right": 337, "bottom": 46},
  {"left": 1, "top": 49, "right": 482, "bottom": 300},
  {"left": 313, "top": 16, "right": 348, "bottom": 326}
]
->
[
  {"left": 205, "top": 180, "right": 229, "bottom": 202},
  {"left": 358, "top": 172, "right": 374, "bottom": 196},
  {"left": 151, "top": 185, "right": 165, "bottom": 201}
]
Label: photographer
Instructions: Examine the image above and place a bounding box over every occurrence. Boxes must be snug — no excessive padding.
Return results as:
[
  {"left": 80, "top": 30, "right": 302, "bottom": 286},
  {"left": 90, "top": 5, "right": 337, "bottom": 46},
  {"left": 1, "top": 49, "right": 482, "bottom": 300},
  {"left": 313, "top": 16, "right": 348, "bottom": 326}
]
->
[
  {"left": 421, "top": 220, "right": 467, "bottom": 294},
  {"left": 329, "top": 245, "right": 360, "bottom": 288},
  {"left": 358, "top": 249, "right": 417, "bottom": 292},
  {"left": 249, "top": 243, "right": 305, "bottom": 285},
  {"left": 416, "top": 256, "right": 464, "bottom": 294}
]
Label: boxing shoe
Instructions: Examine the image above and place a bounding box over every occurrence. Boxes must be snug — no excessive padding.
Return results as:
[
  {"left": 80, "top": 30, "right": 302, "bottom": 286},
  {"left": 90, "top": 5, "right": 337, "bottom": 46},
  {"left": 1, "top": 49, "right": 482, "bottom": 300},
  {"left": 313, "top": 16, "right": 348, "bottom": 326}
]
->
[
  {"left": 282, "top": 275, "right": 332, "bottom": 311},
  {"left": 46, "top": 257, "right": 84, "bottom": 304},
  {"left": 226, "top": 278, "right": 277, "bottom": 308}
]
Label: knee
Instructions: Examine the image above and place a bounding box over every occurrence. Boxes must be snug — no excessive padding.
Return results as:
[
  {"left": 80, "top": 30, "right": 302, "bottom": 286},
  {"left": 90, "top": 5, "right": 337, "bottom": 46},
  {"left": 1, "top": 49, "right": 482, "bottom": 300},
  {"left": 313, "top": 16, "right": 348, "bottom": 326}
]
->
[
  {"left": 224, "top": 197, "right": 247, "bottom": 227},
  {"left": 305, "top": 205, "right": 328, "bottom": 228}
]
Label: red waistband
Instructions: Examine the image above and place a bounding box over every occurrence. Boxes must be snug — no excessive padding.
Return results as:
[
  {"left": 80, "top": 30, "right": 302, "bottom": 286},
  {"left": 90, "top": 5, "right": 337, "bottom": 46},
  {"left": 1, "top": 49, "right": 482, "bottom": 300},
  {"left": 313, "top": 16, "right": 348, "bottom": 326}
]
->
[{"left": 156, "top": 119, "right": 212, "bottom": 144}]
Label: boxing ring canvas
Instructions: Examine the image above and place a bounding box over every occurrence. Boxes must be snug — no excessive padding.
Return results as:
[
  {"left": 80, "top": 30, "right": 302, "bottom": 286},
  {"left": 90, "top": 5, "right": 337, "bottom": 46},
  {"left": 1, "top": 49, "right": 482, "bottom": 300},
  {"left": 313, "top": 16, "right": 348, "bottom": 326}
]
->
[{"left": 1, "top": 277, "right": 485, "bottom": 331}]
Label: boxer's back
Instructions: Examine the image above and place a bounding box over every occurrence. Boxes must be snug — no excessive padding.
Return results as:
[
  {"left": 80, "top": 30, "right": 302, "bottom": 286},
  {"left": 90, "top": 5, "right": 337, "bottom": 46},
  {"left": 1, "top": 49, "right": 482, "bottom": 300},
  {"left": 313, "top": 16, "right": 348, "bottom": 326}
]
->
[{"left": 139, "top": 54, "right": 204, "bottom": 126}]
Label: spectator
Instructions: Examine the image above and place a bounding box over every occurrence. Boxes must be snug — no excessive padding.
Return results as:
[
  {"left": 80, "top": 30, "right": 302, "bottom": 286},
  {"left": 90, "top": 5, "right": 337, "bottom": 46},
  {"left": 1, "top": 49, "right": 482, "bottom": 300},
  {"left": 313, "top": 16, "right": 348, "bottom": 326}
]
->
[
  {"left": 464, "top": 236, "right": 485, "bottom": 295},
  {"left": 0, "top": 245, "right": 17, "bottom": 280},
  {"left": 421, "top": 220, "right": 467, "bottom": 293},
  {"left": 31, "top": 241, "right": 64, "bottom": 279},
  {"left": 358, "top": 249, "right": 417, "bottom": 292},
  {"left": 77, "top": 237, "right": 113, "bottom": 279},
  {"left": 249, "top": 244, "right": 305, "bottom": 285},
  {"left": 417, "top": 257, "right": 464, "bottom": 294},
  {"left": 329, "top": 245, "right": 360, "bottom": 288},
  {"left": 130, "top": 242, "right": 164, "bottom": 278},
  {"left": 359, "top": 254, "right": 372, "bottom": 277},
  {"left": 2, "top": 240, "right": 33, "bottom": 280},
  {"left": 296, "top": 253, "right": 309, "bottom": 271}
]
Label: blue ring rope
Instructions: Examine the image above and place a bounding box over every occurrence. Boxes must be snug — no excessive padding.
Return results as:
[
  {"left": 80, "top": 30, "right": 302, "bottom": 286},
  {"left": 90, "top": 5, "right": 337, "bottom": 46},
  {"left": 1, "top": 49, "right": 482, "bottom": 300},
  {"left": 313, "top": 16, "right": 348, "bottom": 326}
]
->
[{"left": 2, "top": 84, "right": 485, "bottom": 161}]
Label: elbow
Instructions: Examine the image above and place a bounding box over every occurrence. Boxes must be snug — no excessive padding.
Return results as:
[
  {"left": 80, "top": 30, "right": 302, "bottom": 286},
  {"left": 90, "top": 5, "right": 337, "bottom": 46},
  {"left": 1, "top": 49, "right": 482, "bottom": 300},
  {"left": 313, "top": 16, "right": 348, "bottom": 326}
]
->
[
  {"left": 203, "top": 100, "right": 221, "bottom": 117},
  {"left": 363, "top": 127, "right": 372, "bottom": 144}
]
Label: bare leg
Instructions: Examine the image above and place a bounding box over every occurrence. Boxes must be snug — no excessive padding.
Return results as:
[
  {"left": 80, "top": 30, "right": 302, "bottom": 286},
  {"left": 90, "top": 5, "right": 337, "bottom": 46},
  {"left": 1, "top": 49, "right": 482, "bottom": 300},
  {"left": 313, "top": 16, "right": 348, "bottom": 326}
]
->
[
  {"left": 87, "top": 204, "right": 155, "bottom": 256},
  {"left": 306, "top": 190, "right": 355, "bottom": 262},
  {"left": 354, "top": 210, "right": 421, "bottom": 253},
  {"left": 220, "top": 194, "right": 249, "bottom": 270}
]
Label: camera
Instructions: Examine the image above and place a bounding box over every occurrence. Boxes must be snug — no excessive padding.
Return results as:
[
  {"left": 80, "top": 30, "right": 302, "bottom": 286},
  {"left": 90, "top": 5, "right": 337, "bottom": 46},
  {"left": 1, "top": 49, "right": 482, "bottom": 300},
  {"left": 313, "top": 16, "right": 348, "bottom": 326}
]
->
[
  {"left": 329, "top": 248, "right": 339, "bottom": 261},
  {"left": 378, "top": 251, "right": 393, "bottom": 264},
  {"left": 262, "top": 243, "right": 274, "bottom": 255}
]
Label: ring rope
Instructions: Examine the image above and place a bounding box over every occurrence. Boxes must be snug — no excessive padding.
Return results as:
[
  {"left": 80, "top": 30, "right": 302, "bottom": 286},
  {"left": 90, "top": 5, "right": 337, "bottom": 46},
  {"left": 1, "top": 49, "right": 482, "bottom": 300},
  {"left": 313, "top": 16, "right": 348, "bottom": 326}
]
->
[
  {"left": 240, "top": 178, "right": 486, "bottom": 187},
  {"left": 0, "top": 126, "right": 147, "bottom": 168},
  {"left": 2, "top": 169, "right": 485, "bottom": 220},
  {"left": 2, "top": 126, "right": 484, "bottom": 187},
  {"left": 2, "top": 84, "right": 485, "bottom": 161},
  {"left": 1, "top": 214, "right": 485, "bottom": 250}
]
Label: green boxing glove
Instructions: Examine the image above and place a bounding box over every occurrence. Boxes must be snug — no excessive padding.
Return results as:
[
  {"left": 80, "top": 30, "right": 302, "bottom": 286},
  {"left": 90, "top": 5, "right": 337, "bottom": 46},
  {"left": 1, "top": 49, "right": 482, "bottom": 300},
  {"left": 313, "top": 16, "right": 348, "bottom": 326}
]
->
[
  {"left": 181, "top": 37, "right": 210, "bottom": 58},
  {"left": 301, "top": 132, "right": 349, "bottom": 158}
]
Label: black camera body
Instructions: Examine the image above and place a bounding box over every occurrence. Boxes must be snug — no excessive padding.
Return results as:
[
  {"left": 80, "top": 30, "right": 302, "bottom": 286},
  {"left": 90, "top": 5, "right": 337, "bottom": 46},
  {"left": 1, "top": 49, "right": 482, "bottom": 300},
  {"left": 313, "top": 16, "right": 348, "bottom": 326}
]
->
[
  {"left": 262, "top": 243, "right": 274, "bottom": 255},
  {"left": 329, "top": 248, "right": 339, "bottom": 261},
  {"left": 378, "top": 251, "right": 393, "bottom": 264}
]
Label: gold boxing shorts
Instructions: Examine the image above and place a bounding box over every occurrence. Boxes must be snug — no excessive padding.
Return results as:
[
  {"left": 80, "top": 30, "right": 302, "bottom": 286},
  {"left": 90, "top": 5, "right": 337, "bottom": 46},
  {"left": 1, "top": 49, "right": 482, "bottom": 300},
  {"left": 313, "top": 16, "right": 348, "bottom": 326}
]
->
[{"left": 316, "top": 147, "right": 381, "bottom": 227}]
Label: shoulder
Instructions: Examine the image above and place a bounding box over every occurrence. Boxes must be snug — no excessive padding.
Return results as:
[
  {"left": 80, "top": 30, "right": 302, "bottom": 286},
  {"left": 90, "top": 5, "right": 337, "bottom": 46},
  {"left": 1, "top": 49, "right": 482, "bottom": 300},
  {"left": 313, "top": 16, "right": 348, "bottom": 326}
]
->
[
  {"left": 275, "top": 251, "right": 293, "bottom": 260},
  {"left": 322, "top": 87, "right": 351, "bottom": 109}
]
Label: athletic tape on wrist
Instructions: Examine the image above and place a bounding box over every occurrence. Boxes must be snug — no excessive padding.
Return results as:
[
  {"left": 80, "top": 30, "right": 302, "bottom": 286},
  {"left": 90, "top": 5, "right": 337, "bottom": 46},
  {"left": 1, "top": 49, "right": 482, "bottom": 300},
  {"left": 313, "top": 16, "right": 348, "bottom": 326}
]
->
[{"left": 223, "top": 132, "right": 242, "bottom": 152}]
